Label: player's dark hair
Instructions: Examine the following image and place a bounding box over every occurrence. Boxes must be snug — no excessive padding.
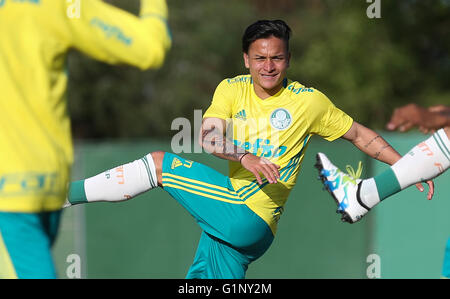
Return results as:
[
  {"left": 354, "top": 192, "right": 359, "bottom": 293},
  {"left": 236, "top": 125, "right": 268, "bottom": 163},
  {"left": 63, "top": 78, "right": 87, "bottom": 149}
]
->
[{"left": 242, "top": 20, "right": 291, "bottom": 53}]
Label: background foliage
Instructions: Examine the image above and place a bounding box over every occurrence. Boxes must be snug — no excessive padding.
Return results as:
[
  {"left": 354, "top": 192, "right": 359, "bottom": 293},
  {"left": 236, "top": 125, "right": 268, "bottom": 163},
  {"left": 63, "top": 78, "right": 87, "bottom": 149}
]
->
[{"left": 67, "top": 0, "right": 450, "bottom": 139}]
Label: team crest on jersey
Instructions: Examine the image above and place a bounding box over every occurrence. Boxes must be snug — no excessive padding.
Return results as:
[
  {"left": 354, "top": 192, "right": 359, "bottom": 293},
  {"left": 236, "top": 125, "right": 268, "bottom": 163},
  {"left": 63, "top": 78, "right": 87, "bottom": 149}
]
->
[{"left": 270, "top": 108, "right": 292, "bottom": 130}]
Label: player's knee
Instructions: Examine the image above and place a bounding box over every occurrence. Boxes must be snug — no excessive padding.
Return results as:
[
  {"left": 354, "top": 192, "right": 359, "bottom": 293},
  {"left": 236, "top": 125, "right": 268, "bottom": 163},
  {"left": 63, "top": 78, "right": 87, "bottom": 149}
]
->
[
  {"left": 150, "top": 151, "right": 165, "bottom": 164},
  {"left": 150, "top": 151, "right": 166, "bottom": 185}
]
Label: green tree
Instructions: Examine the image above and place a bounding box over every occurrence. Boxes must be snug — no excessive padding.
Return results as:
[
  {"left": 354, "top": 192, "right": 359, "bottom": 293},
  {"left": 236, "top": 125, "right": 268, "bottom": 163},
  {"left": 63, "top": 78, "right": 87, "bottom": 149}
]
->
[{"left": 68, "top": 0, "right": 449, "bottom": 139}]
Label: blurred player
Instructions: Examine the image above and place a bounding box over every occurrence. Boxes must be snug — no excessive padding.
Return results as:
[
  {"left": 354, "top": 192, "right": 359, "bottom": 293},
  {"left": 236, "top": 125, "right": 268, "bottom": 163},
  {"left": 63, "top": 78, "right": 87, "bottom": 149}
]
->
[
  {"left": 0, "top": 0, "right": 171, "bottom": 279},
  {"left": 316, "top": 103, "right": 448, "bottom": 222},
  {"left": 316, "top": 103, "right": 450, "bottom": 277},
  {"left": 64, "top": 20, "right": 411, "bottom": 279},
  {"left": 389, "top": 104, "right": 450, "bottom": 279}
]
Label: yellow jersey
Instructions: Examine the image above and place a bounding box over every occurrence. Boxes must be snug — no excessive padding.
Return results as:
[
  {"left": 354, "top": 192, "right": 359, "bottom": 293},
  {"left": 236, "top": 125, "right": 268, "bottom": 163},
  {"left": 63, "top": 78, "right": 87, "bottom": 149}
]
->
[
  {"left": 203, "top": 75, "right": 353, "bottom": 234},
  {"left": 0, "top": 0, "right": 171, "bottom": 212}
]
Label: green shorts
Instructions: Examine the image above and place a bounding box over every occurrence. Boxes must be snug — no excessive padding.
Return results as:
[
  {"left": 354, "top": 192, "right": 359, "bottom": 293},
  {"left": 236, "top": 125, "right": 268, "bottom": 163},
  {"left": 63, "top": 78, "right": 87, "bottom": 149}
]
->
[
  {"left": 161, "top": 153, "right": 274, "bottom": 279},
  {"left": 0, "top": 211, "right": 61, "bottom": 278}
]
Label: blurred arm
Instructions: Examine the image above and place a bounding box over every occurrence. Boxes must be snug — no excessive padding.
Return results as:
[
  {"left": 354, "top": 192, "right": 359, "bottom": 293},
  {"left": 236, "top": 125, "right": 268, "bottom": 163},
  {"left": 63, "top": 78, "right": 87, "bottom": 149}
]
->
[
  {"left": 66, "top": 0, "right": 171, "bottom": 70},
  {"left": 386, "top": 104, "right": 450, "bottom": 133}
]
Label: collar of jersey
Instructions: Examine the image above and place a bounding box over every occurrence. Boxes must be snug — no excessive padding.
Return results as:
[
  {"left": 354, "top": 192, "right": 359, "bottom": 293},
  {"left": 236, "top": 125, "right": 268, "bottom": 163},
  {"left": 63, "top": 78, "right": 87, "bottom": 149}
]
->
[{"left": 251, "top": 78, "right": 288, "bottom": 104}]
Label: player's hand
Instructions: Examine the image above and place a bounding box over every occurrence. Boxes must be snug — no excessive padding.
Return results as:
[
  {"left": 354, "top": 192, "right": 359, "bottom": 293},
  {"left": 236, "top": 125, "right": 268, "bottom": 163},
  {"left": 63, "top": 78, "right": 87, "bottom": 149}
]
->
[
  {"left": 420, "top": 105, "right": 450, "bottom": 133},
  {"left": 414, "top": 180, "right": 434, "bottom": 200},
  {"left": 386, "top": 103, "right": 447, "bottom": 133},
  {"left": 386, "top": 103, "right": 428, "bottom": 132},
  {"left": 240, "top": 153, "right": 280, "bottom": 185}
]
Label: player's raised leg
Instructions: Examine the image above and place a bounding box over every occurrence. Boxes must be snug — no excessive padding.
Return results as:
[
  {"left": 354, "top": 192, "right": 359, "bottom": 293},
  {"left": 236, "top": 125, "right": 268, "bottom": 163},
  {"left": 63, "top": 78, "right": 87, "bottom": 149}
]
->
[
  {"left": 315, "top": 153, "right": 366, "bottom": 223},
  {"left": 316, "top": 128, "right": 450, "bottom": 223},
  {"left": 64, "top": 152, "right": 162, "bottom": 207},
  {"left": 65, "top": 151, "right": 273, "bottom": 278}
]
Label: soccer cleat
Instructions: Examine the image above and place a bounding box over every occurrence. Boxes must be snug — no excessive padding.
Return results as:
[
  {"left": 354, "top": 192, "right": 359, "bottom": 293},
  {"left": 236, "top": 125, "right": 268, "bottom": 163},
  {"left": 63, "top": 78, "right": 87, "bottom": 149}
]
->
[{"left": 315, "top": 152, "right": 370, "bottom": 223}]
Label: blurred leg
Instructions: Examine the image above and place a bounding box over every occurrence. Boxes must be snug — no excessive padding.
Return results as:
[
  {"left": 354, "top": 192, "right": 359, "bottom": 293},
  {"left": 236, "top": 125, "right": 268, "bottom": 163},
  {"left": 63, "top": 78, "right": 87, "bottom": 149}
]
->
[{"left": 0, "top": 211, "right": 60, "bottom": 278}]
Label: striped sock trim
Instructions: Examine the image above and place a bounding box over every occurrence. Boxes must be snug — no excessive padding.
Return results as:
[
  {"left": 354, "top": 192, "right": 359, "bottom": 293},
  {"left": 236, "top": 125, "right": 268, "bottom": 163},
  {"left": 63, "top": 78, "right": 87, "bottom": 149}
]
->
[
  {"left": 434, "top": 129, "right": 450, "bottom": 162},
  {"left": 141, "top": 156, "right": 157, "bottom": 188}
]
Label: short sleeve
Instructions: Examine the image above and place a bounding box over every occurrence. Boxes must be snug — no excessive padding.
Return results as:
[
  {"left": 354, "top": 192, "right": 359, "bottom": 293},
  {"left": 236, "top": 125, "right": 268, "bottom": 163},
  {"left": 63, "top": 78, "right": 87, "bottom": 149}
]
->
[
  {"left": 63, "top": 0, "right": 171, "bottom": 70},
  {"left": 203, "top": 79, "right": 237, "bottom": 120},
  {"left": 308, "top": 90, "right": 353, "bottom": 141}
]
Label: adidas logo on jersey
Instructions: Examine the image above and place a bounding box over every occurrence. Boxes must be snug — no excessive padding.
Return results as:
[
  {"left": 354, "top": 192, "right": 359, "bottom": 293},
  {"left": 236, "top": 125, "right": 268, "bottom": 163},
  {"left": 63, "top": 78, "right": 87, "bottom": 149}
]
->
[{"left": 234, "top": 109, "right": 247, "bottom": 121}]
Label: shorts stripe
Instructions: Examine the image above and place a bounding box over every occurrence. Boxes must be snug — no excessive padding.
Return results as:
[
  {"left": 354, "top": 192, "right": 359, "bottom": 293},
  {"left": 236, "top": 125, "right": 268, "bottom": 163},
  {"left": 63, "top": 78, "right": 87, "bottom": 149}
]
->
[
  {"left": 163, "top": 173, "right": 232, "bottom": 193},
  {"left": 0, "top": 230, "right": 17, "bottom": 279},
  {"left": 163, "top": 183, "right": 246, "bottom": 205},
  {"left": 163, "top": 177, "right": 240, "bottom": 200}
]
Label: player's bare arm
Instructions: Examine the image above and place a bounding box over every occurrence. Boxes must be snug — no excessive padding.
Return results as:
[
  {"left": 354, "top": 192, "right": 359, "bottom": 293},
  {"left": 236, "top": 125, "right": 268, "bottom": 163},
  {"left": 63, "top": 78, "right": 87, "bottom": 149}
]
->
[
  {"left": 342, "top": 121, "right": 401, "bottom": 164},
  {"left": 200, "top": 117, "right": 280, "bottom": 184},
  {"left": 342, "top": 121, "right": 434, "bottom": 199}
]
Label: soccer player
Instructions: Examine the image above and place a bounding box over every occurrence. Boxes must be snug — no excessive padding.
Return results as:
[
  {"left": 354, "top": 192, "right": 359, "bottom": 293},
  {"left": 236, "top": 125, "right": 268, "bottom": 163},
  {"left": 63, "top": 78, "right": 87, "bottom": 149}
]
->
[
  {"left": 0, "top": 0, "right": 171, "bottom": 279},
  {"left": 316, "top": 104, "right": 448, "bottom": 223},
  {"left": 316, "top": 103, "right": 450, "bottom": 278},
  {"left": 64, "top": 20, "right": 411, "bottom": 279}
]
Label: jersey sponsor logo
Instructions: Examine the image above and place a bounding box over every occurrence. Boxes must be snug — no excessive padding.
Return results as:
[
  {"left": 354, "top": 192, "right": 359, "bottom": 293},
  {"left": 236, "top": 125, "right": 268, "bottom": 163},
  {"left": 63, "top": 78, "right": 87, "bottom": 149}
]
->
[
  {"left": 233, "top": 139, "right": 287, "bottom": 158},
  {"left": 270, "top": 108, "right": 292, "bottom": 130},
  {"left": 0, "top": 0, "right": 40, "bottom": 7},
  {"left": 287, "top": 84, "right": 314, "bottom": 94},
  {"left": 226, "top": 76, "right": 252, "bottom": 84},
  {"left": 0, "top": 172, "right": 59, "bottom": 196},
  {"left": 90, "top": 17, "right": 133, "bottom": 46},
  {"left": 234, "top": 109, "right": 247, "bottom": 121}
]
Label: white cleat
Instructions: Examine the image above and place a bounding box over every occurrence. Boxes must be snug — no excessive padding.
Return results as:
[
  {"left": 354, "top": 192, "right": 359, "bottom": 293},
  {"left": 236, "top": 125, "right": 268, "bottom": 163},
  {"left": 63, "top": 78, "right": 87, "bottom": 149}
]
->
[{"left": 315, "top": 152, "right": 370, "bottom": 223}]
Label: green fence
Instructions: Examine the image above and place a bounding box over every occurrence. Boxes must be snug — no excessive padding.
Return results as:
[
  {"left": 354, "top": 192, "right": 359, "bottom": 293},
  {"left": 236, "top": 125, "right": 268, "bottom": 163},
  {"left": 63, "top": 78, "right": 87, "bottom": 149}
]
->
[
  {"left": 52, "top": 133, "right": 450, "bottom": 278},
  {"left": 371, "top": 133, "right": 450, "bottom": 279}
]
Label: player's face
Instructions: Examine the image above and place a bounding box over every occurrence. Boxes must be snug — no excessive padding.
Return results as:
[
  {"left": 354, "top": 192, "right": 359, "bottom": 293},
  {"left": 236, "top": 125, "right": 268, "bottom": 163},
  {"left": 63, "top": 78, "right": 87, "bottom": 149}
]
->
[{"left": 244, "top": 36, "right": 290, "bottom": 99}]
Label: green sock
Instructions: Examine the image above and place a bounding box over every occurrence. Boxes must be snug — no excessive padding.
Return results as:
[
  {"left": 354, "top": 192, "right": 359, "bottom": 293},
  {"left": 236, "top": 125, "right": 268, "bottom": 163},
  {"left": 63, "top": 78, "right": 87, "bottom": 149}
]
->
[
  {"left": 373, "top": 168, "right": 401, "bottom": 201},
  {"left": 68, "top": 180, "right": 88, "bottom": 205}
]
